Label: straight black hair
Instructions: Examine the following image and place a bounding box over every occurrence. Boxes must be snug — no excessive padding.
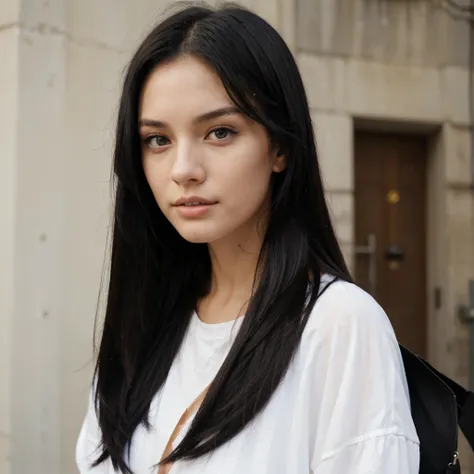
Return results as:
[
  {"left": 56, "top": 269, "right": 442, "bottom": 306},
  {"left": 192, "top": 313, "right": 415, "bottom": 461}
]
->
[{"left": 93, "top": 2, "right": 351, "bottom": 473}]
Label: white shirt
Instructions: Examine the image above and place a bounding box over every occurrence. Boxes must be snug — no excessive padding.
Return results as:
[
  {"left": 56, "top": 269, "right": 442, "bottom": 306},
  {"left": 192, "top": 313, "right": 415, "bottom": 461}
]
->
[{"left": 76, "top": 275, "right": 420, "bottom": 473}]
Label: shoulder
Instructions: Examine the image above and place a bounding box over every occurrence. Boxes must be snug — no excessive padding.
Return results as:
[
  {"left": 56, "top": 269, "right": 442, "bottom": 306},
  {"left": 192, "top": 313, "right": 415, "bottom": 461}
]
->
[
  {"left": 297, "top": 276, "right": 409, "bottom": 403},
  {"left": 296, "top": 277, "right": 420, "bottom": 463},
  {"left": 303, "top": 276, "right": 396, "bottom": 343},
  {"left": 76, "top": 377, "right": 102, "bottom": 473}
]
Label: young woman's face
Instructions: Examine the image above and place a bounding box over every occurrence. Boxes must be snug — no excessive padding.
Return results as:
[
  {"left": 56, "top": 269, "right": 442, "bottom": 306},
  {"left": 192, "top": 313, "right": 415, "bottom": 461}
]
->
[{"left": 139, "top": 55, "right": 286, "bottom": 244}]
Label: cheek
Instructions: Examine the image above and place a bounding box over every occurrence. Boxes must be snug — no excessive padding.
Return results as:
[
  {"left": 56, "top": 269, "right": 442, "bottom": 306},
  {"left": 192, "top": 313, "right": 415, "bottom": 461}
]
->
[
  {"left": 143, "top": 160, "right": 167, "bottom": 206},
  {"left": 220, "top": 155, "right": 273, "bottom": 209},
  {"left": 220, "top": 135, "right": 273, "bottom": 185}
]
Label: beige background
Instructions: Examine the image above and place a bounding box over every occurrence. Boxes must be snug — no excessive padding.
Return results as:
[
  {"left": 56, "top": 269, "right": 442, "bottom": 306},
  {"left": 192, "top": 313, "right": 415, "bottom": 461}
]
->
[{"left": 1, "top": 0, "right": 473, "bottom": 473}]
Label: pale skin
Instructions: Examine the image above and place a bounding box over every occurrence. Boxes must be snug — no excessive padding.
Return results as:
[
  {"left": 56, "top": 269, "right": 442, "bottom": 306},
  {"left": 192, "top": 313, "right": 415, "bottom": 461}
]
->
[{"left": 139, "top": 55, "right": 286, "bottom": 324}]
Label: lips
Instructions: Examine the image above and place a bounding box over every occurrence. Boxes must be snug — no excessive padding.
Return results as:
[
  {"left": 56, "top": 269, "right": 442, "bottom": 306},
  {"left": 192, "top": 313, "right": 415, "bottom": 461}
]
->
[
  {"left": 174, "top": 198, "right": 216, "bottom": 218},
  {"left": 181, "top": 201, "right": 209, "bottom": 207},
  {"left": 174, "top": 196, "right": 217, "bottom": 207}
]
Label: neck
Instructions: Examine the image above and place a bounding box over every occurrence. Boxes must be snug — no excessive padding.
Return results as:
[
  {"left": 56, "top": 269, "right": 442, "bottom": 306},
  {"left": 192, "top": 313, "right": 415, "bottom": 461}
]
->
[
  {"left": 210, "top": 241, "right": 260, "bottom": 296},
  {"left": 198, "top": 225, "right": 265, "bottom": 324}
]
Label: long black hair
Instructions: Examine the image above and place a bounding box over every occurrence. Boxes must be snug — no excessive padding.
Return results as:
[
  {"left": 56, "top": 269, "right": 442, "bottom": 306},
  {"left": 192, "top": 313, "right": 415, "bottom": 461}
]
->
[{"left": 93, "top": 2, "right": 351, "bottom": 473}]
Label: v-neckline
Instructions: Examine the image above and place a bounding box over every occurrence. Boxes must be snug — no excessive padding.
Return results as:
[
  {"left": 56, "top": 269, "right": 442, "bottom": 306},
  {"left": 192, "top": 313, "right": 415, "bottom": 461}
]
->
[{"left": 157, "top": 385, "right": 210, "bottom": 474}]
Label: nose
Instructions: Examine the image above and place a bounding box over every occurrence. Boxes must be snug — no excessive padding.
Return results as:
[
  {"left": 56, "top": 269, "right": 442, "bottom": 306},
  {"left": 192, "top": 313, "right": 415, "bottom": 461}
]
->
[{"left": 170, "top": 141, "right": 205, "bottom": 185}]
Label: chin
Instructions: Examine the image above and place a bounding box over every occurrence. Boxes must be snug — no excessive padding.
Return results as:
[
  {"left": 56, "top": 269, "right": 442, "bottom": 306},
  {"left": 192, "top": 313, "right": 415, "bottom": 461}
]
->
[
  {"left": 180, "top": 233, "right": 213, "bottom": 244},
  {"left": 176, "top": 226, "right": 225, "bottom": 244}
]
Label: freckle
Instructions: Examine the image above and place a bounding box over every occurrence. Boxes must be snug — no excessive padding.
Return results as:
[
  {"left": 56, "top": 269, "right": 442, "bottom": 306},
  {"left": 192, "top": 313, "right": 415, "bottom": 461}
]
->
[{"left": 39, "top": 233, "right": 47, "bottom": 242}]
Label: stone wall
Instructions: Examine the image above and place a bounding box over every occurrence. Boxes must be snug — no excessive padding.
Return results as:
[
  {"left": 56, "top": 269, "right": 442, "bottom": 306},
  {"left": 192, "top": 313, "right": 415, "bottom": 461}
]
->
[{"left": 296, "top": 0, "right": 470, "bottom": 68}]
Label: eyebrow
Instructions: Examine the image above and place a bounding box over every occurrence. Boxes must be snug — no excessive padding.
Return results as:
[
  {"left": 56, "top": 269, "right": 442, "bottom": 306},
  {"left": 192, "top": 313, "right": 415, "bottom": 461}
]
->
[{"left": 139, "top": 106, "right": 242, "bottom": 129}]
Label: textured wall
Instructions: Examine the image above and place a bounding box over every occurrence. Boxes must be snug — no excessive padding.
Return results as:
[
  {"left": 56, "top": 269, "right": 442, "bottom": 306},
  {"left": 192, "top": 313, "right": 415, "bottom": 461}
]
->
[{"left": 296, "top": 0, "right": 470, "bottom": 68}]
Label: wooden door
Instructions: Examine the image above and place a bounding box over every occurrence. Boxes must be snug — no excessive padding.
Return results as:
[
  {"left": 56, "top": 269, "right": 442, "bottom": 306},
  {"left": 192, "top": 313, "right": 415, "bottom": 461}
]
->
[{"left": 354, "top": 131, "right": 427, "bottom": 357}]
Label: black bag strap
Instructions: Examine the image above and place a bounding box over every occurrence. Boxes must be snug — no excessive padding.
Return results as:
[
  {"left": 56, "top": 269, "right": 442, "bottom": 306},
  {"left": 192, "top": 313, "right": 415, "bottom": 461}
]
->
[{"left": 413, "top": 352, "right": 474, "bottom": 451}]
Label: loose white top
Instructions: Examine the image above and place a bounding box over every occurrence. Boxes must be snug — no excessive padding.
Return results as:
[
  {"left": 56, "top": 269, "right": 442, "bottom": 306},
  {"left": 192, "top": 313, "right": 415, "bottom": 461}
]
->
[{"left": 76, "top": 275, "right": 420, "bottom": 473}]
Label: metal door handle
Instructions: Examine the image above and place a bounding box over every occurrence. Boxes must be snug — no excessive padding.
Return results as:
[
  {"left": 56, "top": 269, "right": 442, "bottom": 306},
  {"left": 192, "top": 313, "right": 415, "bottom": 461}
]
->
[{"left": 355, "top": 234, "right": 377, "bottom": 296}]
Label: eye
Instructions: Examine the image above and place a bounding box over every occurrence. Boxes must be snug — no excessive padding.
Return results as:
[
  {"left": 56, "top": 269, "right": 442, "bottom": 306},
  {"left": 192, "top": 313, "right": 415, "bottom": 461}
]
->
[
  {"left": 207, "top": 127, "right": 237, "bottom": 141},
  {"left": 144, "top": 135, "right": 170, "bottom": 149}
]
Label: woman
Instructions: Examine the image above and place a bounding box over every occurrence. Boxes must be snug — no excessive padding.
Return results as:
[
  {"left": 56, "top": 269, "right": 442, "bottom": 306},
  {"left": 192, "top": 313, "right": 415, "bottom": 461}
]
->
[{"left": 76, "top": 3, "right": 420, "bottom": 474}]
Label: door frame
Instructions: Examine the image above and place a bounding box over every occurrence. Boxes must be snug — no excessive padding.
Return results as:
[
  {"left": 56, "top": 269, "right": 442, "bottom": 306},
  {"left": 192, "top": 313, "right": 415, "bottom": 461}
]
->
[{"left": 351, "top": 118, "right": 445, "bottom": 368}]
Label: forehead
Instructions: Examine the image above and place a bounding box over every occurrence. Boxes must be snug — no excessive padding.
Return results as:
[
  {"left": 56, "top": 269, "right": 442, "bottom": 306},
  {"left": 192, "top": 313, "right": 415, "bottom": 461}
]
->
[{"left": 139, "top": 55, "right": 233, "bottom": 120}]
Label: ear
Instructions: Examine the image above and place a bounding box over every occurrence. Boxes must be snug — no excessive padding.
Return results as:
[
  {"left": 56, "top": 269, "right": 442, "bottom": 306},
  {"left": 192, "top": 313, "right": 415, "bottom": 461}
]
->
[{"left": 272, "top": 152, "right": 287, "bottom": 173}]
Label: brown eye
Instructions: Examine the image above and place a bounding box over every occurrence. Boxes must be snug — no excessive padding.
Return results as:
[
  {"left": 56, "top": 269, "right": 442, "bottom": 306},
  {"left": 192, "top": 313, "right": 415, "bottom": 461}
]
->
[
  {"left": 145, "top": 135, "right": 169, "bottom": 148},
  {"left": 208, "top": 127, "right": 237, "bottom": 141}
]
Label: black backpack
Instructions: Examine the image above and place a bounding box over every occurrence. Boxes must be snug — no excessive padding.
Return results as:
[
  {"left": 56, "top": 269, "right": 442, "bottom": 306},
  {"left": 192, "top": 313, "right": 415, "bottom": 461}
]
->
[{"left": 400, "top": 346, "right": 474, "bottom": 473}]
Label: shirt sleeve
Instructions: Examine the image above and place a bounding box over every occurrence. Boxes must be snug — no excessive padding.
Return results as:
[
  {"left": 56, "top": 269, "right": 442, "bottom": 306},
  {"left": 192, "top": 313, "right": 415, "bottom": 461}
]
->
[
  {"left": 314, "top": 434, "right": 419, "bottom": 474},
  {"left": 305, "top": 281, "right": 420, "bottom": 473},
  {"left": 76, "top": 380, "right": 106, "bottom": 474}
]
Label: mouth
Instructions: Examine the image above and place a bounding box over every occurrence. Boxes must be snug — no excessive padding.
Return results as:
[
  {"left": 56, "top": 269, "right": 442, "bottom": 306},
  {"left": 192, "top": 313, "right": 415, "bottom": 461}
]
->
[
  {"left": 173, "top": 200, "right": 216, "bottom": 218},
  {"left": 178, "top": 201, "right": 213, "bottom": 207},
  {"left": 173, "top": 197, "right": 218, "bottom": 207}
]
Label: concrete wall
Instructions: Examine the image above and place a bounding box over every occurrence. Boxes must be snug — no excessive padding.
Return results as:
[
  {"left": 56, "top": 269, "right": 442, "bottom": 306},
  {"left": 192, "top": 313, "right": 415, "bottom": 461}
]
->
[
  {"left": 296, "top": 0, "right": 470, "bottom": 68},
  {"left": 0, "top": 0, "right": 472, "bottom": 473},
  {"left": 0, "top": 1, "right": 19, "bottom": 472}
]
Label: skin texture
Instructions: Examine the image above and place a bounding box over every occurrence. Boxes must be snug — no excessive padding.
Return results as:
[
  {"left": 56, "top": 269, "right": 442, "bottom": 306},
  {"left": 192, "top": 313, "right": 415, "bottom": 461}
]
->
[
  {"left": 139, "top": 55, "right": 286, "bottom": 324},
  {"left": 140, "top": 55, "right": 285, "bottom": 246}
]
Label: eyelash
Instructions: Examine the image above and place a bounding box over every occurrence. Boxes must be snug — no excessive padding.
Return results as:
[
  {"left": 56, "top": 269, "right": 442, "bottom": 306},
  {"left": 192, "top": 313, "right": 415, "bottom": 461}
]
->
[{"left": 143, "top": 127, "right": 238, "bottom": 149}]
